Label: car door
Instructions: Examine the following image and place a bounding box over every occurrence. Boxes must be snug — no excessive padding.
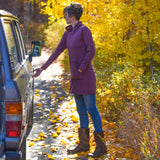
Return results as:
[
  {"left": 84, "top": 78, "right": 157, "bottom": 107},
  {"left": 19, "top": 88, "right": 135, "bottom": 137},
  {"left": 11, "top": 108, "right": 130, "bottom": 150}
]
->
[{"left": 0, "top": 40, "right": 5, "bottom": 158}]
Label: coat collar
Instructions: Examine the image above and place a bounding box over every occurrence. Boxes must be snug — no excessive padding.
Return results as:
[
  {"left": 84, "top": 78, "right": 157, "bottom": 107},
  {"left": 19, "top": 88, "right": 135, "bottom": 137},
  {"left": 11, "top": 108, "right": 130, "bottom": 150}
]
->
[{"left": 65, "top": 21, "right": 82, "bottom": 32}]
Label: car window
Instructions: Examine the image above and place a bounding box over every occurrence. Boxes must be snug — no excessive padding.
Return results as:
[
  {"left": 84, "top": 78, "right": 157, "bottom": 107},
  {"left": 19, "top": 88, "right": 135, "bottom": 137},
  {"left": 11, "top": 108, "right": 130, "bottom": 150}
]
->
[
  {"left": 13, "top": 21, "right": 26, "bottom": 60},
  {"left": 3, "top": 22, "right": 19, "bottom": 69}
]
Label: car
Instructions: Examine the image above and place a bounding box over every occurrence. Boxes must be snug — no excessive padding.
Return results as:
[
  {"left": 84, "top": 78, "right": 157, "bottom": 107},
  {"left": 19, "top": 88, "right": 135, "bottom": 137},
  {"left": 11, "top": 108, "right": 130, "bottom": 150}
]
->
[{"left": 0, "top": 10, "right": 41, "bottom": 160}]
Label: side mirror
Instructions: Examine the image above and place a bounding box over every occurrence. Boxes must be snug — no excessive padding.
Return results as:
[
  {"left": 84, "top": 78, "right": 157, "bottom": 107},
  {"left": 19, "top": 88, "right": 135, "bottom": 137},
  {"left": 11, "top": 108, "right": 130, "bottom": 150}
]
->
[{"left": 31, "top": 41, "right": 41, "bottom": 57}]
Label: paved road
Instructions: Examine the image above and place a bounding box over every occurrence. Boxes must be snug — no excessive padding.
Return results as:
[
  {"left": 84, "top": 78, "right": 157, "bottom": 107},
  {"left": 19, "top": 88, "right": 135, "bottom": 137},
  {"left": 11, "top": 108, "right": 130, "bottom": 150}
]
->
[{"left": 26, "top": 48, "right": 108, "bottom": 160}]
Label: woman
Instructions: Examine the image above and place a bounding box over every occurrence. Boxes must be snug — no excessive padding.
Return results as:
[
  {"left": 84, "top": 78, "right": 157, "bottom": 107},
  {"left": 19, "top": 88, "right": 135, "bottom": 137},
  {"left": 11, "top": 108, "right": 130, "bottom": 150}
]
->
[{"left": 33, "top": 2, "right": 107, "bottom": 158}]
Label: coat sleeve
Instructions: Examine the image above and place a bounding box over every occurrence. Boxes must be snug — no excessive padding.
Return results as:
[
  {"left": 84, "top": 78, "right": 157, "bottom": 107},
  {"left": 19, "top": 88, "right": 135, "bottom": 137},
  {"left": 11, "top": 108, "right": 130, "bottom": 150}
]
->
[
  {"left": 41, "top": 32, "right": 67, "bottom": 70},
  {"left": 78, "top": 26, "right": 95, "bottom": 72}
]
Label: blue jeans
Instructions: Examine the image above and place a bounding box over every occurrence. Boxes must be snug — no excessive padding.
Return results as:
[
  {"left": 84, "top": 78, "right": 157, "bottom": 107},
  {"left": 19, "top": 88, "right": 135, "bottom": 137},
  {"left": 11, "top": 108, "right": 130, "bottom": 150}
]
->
[{"left": 74, "top": 94, "right": 102, "bottom": 132}]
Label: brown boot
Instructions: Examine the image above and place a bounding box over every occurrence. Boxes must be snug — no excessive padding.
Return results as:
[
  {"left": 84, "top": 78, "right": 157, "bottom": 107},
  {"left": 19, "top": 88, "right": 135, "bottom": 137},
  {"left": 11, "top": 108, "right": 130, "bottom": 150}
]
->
[
  {"left": 91, "top": 131, "right": 107, "bottom": 158},
  {"left": 67, "top": 128, "right": 90, "bottom": 154}
]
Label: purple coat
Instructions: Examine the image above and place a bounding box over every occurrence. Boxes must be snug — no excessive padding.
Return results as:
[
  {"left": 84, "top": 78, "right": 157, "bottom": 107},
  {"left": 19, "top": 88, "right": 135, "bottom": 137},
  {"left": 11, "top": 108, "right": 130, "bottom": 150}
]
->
[{"left": 41, "top": 21, "right": 96, "bottom": 94}]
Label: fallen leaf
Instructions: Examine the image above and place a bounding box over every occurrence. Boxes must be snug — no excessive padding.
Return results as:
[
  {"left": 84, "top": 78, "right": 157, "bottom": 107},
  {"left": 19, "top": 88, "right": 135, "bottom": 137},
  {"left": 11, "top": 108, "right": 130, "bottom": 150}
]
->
[
  {"left": 63, "top": 122, "right": 69, "bottom": 127},
  {"left": 67, "top": 134, "right": 74, "bottom": 140},
  {"left": 59, "top": 97, "right": 63, "bottom": 100},
  {"left": 56, "top": 126, "right": 61, "bottom": 134},
  {"left": 36, "top": 103, "right": 42, "bottom": 106},
  {"left": 35, "top": 94, "right": 40, "bottom": 97},
  {"left": 51, "top": 120, "right": 57, "bottom": 123},
  {"left": 49, "top": 110, "right": 54, "bottom": 115},
  {"left": 51, "top": 86, "right": 56, "bottom": 89},
  {"left": 50, "top": 148, "right": 57, "bottom": 152},
  {"left": 35, "top": 89, "right": 40, "bottom": 93},
  {"left": 71, "top": 115, "right": 79, "bottom": 123},
  {"left": 52, "top": 133, "right": 58, "bottom": 138},
  {"left": 51, "top": 94, "right": 56, "bottom": 99},
  {"left": 40, "top": 132, "right": 45, "bottom": 138},
  {"left": 42, "top": 152, "right": 47, "bottom": 155},
  {"left": 29, "top": 142, "right": 35, "bottom": 147},
  {"left": 61, "top": 139, "right": 66, "bottom": 145}
]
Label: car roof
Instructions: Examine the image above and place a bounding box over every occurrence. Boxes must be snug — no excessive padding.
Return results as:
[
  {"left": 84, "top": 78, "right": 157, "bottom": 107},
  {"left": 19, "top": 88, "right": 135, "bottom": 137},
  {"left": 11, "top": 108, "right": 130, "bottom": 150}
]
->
[{"left": 0, "top": 9, "right": 18, "bottom": 19}]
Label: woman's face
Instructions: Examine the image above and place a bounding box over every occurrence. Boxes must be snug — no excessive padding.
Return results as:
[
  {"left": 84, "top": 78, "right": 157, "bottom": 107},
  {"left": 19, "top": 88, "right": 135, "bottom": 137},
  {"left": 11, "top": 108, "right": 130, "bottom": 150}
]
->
[{"left": 64, "top": 12, "right": 74, "bottom": 24}]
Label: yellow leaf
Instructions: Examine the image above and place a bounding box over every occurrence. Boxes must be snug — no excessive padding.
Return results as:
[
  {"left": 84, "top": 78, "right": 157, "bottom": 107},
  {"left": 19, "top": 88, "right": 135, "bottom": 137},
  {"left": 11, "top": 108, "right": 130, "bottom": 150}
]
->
[
  {"left": 48, "top": 154, "right": 54, "bottom": 159},
  {"left": 105, "top": 89, "right": 112, "bottom": 94},
  {"left": 40, "top": 132, "right": 45, "bottom": 138},
  {"left": 31, "top": 138, "right": 39, "bottom": 142},
  {"left": 52, "top": 133, "right": 58, "bottom": 138},
  {"left": 51, "top": 120, "right": 57, "bottom": 123},
  {"left": 51, "top": 94, "right": 56, "bottom": 98},
  {"left": 56, "top": 126, "right": 61, "bottom": 134},
  {"left": 51, "top": 86, "right": 56, "bottom": 89},
  {"left": 42, "top": 152, "right": 47, "bottom": 155},
  {"left": 50, "top": 148, "right": 57, "bottom": 152},
  {"left": 35, "top": 89, "right": 40, "bottom": 93},
  {"left": 110, "top": 98, "right": 115, "bottom": 103},
  {"left": 59, "top": 97, "right": 63, "bottom": 100},
  {"left": 35, "top": 94, "right": 40, "bottom": 97},
  {"left": 71, "top": 115, "right": 79, "bottom": 123},
  {"left": 54, "top": 115, "right": 59, "bottom": 118},
  {"left": 49, "top": 110, "right": 54, "bottom": 115},
  {"left": 67, "top": 134, "right": 74, "bottom": 139},
  {"left": 63, "top": 122, "right": 69, "bottom": 127},
  {"left": 61, "top": 139, "right": 66, "bottom": 145},
  {"left": 56, "top": 117, "right": 60, "bottom": 121},
  {"left": 29, "top": 142, "right": 35, "bottom": 147}
]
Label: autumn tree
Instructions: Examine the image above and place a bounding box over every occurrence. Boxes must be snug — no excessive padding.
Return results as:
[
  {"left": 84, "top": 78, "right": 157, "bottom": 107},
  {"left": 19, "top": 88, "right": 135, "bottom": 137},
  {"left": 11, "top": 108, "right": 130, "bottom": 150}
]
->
[{"left": 40, "top": 0, "right": 160, "bottom": 77}]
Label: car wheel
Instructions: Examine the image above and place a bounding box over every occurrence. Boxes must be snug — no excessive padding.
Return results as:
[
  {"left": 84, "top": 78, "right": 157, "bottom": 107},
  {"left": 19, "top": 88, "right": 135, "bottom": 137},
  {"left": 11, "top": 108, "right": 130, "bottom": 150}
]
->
[
  {"left": 21, "top": 136, "right": 26, "bottom": 160},
  {"left": 28, "top": 101, "right": 33, "bottom": 127}
]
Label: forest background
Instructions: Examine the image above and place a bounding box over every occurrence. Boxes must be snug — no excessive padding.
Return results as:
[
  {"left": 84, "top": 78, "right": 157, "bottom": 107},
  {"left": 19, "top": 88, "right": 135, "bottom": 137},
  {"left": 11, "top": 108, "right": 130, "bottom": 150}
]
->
[{"left": 0, "top": 0, "right": 159, "bottom": 159}]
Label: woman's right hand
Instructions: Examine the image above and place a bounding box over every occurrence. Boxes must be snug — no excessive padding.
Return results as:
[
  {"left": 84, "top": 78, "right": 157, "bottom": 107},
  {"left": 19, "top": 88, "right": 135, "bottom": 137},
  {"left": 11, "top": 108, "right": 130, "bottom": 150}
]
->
[{"left": 33, "top": 68, "right": 43, "bottom": 77}]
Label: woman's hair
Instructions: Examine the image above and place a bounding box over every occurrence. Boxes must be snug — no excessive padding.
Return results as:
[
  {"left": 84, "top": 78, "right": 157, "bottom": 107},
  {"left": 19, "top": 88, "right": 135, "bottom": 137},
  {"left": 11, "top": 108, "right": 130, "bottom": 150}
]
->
[{"left": 64, "top": 2, "right": 83, "bottom": 20}]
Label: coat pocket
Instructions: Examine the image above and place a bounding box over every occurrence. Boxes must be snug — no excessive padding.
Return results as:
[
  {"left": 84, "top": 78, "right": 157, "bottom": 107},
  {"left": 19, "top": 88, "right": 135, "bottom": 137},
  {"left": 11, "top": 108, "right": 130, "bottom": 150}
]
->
[{"left": 70, "top": 62, "right": 83, "bottom": 80}]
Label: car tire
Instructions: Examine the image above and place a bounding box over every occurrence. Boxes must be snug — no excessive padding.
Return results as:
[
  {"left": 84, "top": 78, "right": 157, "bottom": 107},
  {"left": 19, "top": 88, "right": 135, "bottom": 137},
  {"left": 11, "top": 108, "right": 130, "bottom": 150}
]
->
[
  {"left": 21, "top": 136, "right": 26, "bottom": 160},
  {"left": 28, "top": 101, "right": 33, "bottom": 127}
]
